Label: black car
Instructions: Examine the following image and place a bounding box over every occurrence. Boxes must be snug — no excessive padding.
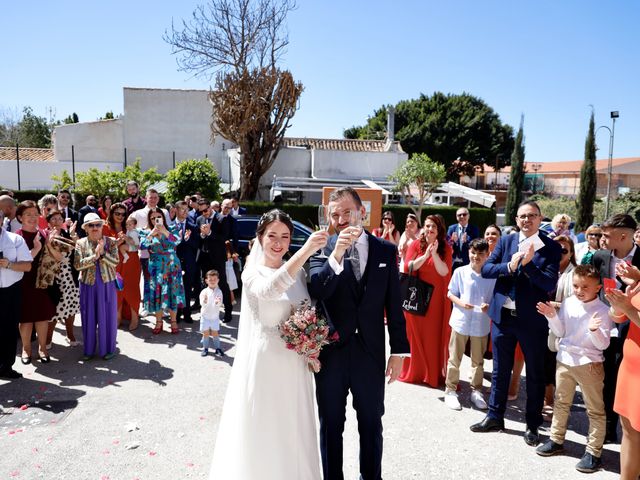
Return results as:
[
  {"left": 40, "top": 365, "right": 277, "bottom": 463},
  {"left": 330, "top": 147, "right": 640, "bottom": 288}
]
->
[{"left": 235, "top": 215, "right": 314, "bottom": 260}]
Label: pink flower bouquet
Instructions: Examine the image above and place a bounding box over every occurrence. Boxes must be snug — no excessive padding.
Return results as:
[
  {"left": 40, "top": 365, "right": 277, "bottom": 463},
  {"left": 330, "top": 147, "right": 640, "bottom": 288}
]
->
[{"left": 278, "top": 300, "right": 338, "bottom": 373}]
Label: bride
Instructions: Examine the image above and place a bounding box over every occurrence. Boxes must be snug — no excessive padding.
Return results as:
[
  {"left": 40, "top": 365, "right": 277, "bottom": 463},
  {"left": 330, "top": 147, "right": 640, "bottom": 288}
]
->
[{"left": 210, "top": 209, "right": 329, "bottom": 479}]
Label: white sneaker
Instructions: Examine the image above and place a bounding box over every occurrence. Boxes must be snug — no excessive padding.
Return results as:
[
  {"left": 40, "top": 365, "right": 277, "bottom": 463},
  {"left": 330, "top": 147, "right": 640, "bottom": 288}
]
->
[
  {"left": 444, "top": 391, "right": 462, "bottom": 410},
  {"left": 470, "top": 390, "right": 488, "bottom": 410}
]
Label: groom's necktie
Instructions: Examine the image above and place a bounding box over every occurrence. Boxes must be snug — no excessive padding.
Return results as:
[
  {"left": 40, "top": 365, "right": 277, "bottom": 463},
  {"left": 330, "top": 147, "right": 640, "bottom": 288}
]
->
[{"left": 350, "top": 245, "right": 362, "bottom": 282}]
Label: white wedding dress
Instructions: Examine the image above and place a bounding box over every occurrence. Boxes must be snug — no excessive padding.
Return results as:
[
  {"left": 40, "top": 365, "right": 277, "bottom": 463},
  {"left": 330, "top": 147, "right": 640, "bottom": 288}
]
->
[{"left": 209, "top": 258, "right": 322, "bottom": 479}]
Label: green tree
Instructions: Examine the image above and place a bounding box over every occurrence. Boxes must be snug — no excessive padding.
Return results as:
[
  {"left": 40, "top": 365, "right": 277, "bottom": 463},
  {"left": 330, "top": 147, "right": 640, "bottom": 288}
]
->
[
  {"left": 345, "top": 93, "right": 514, "bottom": 179},
  {"left": 575, "top": 111, "right": 597, "bottom": 231},
  {"left": 17, "top": 106, "right": 52, "bottom": 148},
  {"left": 63, "top": 113, "right": 79, "bottom": 124},
  {"left": 51, "top": 170, "right": 75, "bottom": 190},
  {"left": 389, "top": 153, "right": 446, "bottom": 221},
  {"left": 74, "top": 159, "right": 162, "bottom": 199},
  {"left": 165, "top": 159, "right": 222, "bottom": 202},
  {"left": 164, "top": 0, "right": 302, "bottom": 201},
  {"left": 504, "top": 117, "right": 526, "bottom": 225}
]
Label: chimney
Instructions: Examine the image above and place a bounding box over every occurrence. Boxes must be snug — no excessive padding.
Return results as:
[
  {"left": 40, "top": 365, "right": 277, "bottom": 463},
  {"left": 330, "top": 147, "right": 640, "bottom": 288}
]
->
[{"left": 384, "top": 106, "right": 396, "bottom": 152}]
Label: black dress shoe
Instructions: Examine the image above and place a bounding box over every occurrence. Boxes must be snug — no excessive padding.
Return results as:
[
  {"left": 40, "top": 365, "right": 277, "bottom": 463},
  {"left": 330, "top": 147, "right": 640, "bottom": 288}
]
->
[
  {"left": 524, "top": 428, "right": 540, "bottom": 446},
  {"left": 183, "top": 318, "right": 194, "bottom": 324},
  {"left": 604, "top": 430, "right": 618, "bottom": 444},
  {"left": 21, "top": 356, "right": 31, "bottom": 365},
  {"left": 38, "top": 355, "right": 51, "bottom": 364},
  {"left": 0, "top": 369, "right": 23, "bottom": 379},
  {"left": 470, "top": 416, "right": 504, "bottom": 432}
]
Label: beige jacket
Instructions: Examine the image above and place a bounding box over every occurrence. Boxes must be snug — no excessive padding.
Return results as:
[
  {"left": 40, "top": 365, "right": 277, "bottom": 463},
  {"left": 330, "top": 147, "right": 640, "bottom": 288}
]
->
[{"left": 74, "top": 236, "right": 119, "bottom": 285}]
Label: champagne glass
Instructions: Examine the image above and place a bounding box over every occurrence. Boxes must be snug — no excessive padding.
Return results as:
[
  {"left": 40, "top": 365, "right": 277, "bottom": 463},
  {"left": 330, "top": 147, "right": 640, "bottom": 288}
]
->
[
  {"left": 316, "top": 205, "right": 330, "bottom": 258},
  {"left": 344, "top": 209, "right": 363, "bottom": 260}
]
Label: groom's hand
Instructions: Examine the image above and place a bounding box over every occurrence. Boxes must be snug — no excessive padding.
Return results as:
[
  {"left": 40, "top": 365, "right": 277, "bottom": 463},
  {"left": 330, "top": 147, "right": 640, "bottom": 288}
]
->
[
  {"left": 385, "top": 356, "right": 404, "bottom": 384},
  {"left": 332, "top": 228, "right": 356, "bottom": 263}
]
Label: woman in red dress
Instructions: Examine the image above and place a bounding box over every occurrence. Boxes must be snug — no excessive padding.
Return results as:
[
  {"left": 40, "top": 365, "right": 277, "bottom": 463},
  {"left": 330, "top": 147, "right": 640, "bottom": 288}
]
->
[
  {"left": 399, "top": 214, "right": 452, "bottom": 387},
  {"left": 372, "top": 210, "right": 401, "bottom": 245},
  {"left": 607, "top": 286, "right": 640, "bottom": 480},
  {"left": 103, "top": 203, "right": 141, "bottom": 330}
]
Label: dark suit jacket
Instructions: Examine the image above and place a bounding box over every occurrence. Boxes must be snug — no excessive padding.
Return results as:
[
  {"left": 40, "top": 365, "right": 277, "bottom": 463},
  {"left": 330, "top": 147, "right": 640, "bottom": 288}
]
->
[
  {"left": 199, "top": 214, "right": 238, "bottom": 264},
  {"left": 309, "top": 232, "right": 410, "bottom": 369},
  {"left": 77, "top": 205, "right": 98, "bottom": 238},
  {"left": 175, "top": 217, "right": 200, "bottom": 267},
  {"left": 482, "top": 232, "right": 561, "bottom": 326},
  {"left": 447, "top": 223, "right": 479, "bottom": 264},
  {"left": 592, "top": 247, "right": 640, "bottom": 303},
  {"left": 59, "top": 206, "right": 78, "bottom": 223}
]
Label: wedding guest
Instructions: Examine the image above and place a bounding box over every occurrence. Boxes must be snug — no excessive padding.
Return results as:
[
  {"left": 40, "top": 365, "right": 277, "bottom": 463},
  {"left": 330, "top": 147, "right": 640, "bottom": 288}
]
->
[
  {"left": 398, "top": 213, "right": 420, "bottom": 270},
  {"left": 57, "top": 189, "right": 78, "bottom": 227},
  {"left": 399, "top": 214, "right": 453, "bottom": 387},
  {"left": 74, "top": 212, "right": 119, "bottom": 360},
  {"left": 16, "top": 201, "right": 57, "bottom": 364},
  {"left": 372, "top": 210, "right": 400, "bottom": 245},
  {"left": 606, "top": 286, "right": 640, "bottom": 479},
  {"left": 165, "top": 203, "right": 177, "bottom": 226},
  {"left": 122, "top": 180, "right": 146, "bottom": 215},
  {"left": 592, "top": 214, "right": 639, "bottom": 443},
  {"left": 471, "top": 200, "right": 561, "bottom": 447},
  {"left": 0, "top": 209, "right": 32, "bottom": 380},
  {"left": 635, "top": 227, "right": 640, "bottom": 249},
  {"left": 77, "top": 195, "right": 99, "bottom": 239},
  {"left": 229, "top": 196, "right": 246, "bottom": 216},
  {"left": 549, "top": 213, "right": 577, "bottom": 243},
  {"left": 140, "top": 208, "right": 185, "bottom": 335},
  {"left": 575, "top": 225, "right": 603, "bottom": 265},
  {"left": 535, "top": 265, "right": 612, "bottom": 473},
  {"left": 199, "top": 270, "right": 225, "bottom": 357},
  {"left": 98, "top": 195, "right": 113, "bottom": 220},
  {"left": 45, "top": 210, "right": 80, "bottom": 348},
  {"left": 104, "top": 203, "right": 140, "bottom": 329},
  {"left": 174, "top": 201, "right": 199, "bottom": 323},
  {"left": 447, "top": 207, "right": 479, "bottom": 271},
  {"left": 444, "top": 239, "right": 495, "bottom": 410},
  {"left": 484, "top": 224, "right": 501, "bottom": 254},
  {"left": 0, "top": 195, "right": 21, "bottom": 232},
  {"left": 37, "top": 194, "right": 58, "bottom": 230},
  {"left": 211, "top": 200, "right": 221, "bottom": 214}
]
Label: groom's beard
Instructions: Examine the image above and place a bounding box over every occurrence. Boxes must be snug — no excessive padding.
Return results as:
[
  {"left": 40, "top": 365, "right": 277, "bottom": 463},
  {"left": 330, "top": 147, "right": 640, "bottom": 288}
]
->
[{"left": 334, "top": 223, "right": 349, "bottom": 233}]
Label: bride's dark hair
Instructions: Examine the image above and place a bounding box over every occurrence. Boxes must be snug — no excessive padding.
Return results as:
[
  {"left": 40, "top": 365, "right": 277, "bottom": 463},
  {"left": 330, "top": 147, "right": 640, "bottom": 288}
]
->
[{"left": 256, "top": 209, "right": 294, "bottom": 239}]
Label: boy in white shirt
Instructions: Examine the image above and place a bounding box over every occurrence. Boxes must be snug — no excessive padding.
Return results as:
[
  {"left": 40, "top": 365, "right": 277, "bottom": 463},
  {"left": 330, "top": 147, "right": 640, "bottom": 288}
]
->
[
  {"left": 445, "top": 238, "right": 496, "bottom": 411},
  {"left": 199, "top": 270, "right": 225, "bottom": 357},
  {"left": 535, "top": 264, "right": 613, "bottom": 474}
]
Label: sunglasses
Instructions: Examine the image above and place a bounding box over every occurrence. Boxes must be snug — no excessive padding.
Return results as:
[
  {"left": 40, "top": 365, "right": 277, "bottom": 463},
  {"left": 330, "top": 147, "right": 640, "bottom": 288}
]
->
[
  {"left": 588, "top": 233, "right": 602, "bottom": 237},
  {"left": 383, "top": 217, "right": 392, "bottom": 221},
  {"left": 457, "top": 213, "right": 468, "bottom": 217},
  {"left": 87, "top": 224, "right": 102, "bottom": 229},
  {"left": 560, "top": 248, "right": 569, "bottom": 254},
  {"left": 113, "top": 212, "right": 125, "bottom": 217}
]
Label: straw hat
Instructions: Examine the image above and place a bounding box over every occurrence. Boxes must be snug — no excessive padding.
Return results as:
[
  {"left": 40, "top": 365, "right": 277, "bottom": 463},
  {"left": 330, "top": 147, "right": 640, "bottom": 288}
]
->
[{"left": 81, "top": 212, "right": 104, "bottom": 230}]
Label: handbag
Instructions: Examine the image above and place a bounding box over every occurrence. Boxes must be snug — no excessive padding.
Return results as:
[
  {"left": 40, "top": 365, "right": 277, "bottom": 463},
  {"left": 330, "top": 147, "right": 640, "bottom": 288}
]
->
[{"left": 399, "top": 260, "right": 434, "bottom": 316}]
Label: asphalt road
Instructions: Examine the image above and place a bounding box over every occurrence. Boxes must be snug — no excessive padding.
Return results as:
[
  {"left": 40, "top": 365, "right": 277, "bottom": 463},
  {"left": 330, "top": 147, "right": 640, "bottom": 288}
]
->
[{"left": 0, "top": 304, "right": 621, "bottom": 480}]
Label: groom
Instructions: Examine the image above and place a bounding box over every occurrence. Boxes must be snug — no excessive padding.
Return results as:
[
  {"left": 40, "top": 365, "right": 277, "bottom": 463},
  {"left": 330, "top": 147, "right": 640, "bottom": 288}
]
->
[{"left": 310, "top": 187, "right": 410, "bottom": 480}]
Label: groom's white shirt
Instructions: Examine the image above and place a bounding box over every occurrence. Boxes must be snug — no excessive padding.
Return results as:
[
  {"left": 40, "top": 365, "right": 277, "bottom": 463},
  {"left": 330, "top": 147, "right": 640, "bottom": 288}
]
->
[{"left": 327, "top": 230, "right": 409, "bottom": 358}]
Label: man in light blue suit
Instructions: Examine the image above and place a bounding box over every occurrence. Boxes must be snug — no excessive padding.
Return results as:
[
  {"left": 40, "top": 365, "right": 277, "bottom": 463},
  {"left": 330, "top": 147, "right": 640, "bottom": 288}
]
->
[{"left": 470, "top": 200, "right": 561, "bottom": 447}]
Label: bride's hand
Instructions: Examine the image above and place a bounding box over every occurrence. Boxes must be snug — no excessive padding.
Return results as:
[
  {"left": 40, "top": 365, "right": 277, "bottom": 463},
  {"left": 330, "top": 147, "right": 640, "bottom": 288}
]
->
[{"left": 303, "top": 230, "right": 329, "bottom": 257}]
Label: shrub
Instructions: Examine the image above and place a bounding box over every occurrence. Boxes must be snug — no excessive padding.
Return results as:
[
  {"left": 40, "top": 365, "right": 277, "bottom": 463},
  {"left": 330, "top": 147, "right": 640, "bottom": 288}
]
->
[{"left": 165, "top": 159, "right": 221, "bottom": 203}]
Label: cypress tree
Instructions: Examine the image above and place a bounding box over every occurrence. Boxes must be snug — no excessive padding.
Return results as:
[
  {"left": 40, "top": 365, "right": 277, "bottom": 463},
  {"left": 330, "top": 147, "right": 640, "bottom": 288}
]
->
[
  {"left": 576, "top": 111, "right": 597, "bottom": 231},
  {"left": 505, "top": 116, "right": 526, "bottom": 225}
]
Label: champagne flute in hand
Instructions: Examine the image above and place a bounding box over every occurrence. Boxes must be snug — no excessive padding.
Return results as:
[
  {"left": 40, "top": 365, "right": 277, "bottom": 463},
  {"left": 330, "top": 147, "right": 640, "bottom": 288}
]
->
[
  {"left": 344, "top": 209, "right": 363, "bottom": 260},
  {"left": 316, "top": 205, "right": 330, "bottom": 258}
]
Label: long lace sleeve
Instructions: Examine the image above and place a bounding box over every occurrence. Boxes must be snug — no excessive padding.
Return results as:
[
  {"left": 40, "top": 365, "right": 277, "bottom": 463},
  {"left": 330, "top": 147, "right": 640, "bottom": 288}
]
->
[{"left": 242, "top": 264, "right": 296, "bottom": 301}]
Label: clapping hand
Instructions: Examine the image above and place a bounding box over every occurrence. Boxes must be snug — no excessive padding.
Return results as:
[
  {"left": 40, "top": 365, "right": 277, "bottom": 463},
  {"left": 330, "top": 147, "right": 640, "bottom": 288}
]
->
[
  {"left": 95, "top": 239, "right": 105, "bottom": 256},
  {"left": 480, "top": 302, "right": 489, "bottom": 313},
  {"left": 184, "top": 229, "right": 191, "bottom": 241},
  {"left": 521, "top": 243, "right": 535, "bottom": 266},
  {"left": 461, "top": 231, "right": 468, "bottom": 243},
  {"left": 588, "top": 313, "right": 602, "bottom": 332},
  {"left": 200, "top": 222, "right": 211, "bottom": 236},
  {"left": 450, "top": 231, "right": 459, "bottom": 243},
  {"left": 605, "top": 289, "right": 632, "bottom": 319},
  {"left": 536, "top": 301, "right": 555, "bottom": 318},
  {"left": 33, "top": 233, "right": 42, "bottom": 251},
  {"left": 509, "top": 251, "right": 525, "bottom": 272},
  {"left": 615, "top": 262, "right": 640, "bottom": 285},
  {"left": 69, "top": 221, "right": 77, "bottom": 235},
  {"left": 203, "top": 294, "right": 208, "bottom": 304}
]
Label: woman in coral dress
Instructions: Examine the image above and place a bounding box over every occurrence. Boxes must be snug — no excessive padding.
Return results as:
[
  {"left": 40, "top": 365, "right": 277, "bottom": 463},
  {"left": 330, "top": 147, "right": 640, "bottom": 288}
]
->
[
  {"left": 399, "top": 214, "right": 452, "bottom": 388},
  {"left": 607, "top": 286, "right": 640, "bottom": 480}
]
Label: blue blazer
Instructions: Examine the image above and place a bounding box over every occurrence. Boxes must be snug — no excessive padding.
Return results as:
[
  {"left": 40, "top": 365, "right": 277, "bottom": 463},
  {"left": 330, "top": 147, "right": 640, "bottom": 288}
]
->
[
  {"left": 309, "top": 232, "right": 409, "bottom": 369},
  {"left": 175, "top": 217, "right": 200, "bottom": 267},
  {"left": 482, "top": 232, "right": 561, "bottom": 326},
  {"left": 447, "top": 223, "right": 479, "bottom": 264}
]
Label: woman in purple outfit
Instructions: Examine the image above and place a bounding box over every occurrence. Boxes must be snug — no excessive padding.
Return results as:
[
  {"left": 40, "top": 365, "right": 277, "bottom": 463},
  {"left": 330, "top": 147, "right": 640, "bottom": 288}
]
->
[{"left": 74, "top": 212, "right": 119, "bottom": 360}]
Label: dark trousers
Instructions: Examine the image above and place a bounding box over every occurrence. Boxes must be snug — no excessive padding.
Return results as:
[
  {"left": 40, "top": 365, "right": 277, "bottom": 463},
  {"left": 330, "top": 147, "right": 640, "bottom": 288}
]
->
[
  {"left": 489, "top": 308, "right": 548, "bottom": 430},
  {"left": 315, "top": 336, "right": 385, "bottom": 480},
  {"left": 0, "top": 282, "right": 22, "bottom": 372},
  {"left": 178, "top": 258, "right": 198, "bottom": 321},
  {"left": 603, "top": 334, "right": 625, "bottom": 437}
]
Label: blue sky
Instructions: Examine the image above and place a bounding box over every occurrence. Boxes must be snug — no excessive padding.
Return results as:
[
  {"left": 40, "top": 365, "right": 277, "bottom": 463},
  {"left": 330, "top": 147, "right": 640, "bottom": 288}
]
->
[{"left": 3, "top": 0, "right": 639, "bottom": 164}]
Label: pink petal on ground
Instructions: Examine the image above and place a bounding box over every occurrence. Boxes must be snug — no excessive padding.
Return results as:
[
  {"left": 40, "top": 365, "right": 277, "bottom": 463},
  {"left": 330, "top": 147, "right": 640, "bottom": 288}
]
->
[
  {"left": 199, "top": 416, "right": 205, "bottom": 420},
  {"left": 186, "top": 462, "right": 195, "bottom": 467},
  {"left": 19, "top": 404, "right": 28, "bottom": 411},
  {"left": 102, "top": 449, "right": 110, "bottom": 455},
  {"left": 112, "top": 439, "right": 120, "bottom": 445},
  {"left": 148, "top": 451, "right": 157, "bottom": 457},
  {"left": 101, "top": 476, "right": 110, "bottom": 480},
  {"left": 46, "top": 437, "right": 53, "bottom": 443},
  {"left": 9, "top": 471, "right": 19, "bottom": 477},
  {"left": 8, "top": 430, "right": 15, "bottom": 435},
  {"left": 32, "top": 448, "right": 39, "bottom": 453}
]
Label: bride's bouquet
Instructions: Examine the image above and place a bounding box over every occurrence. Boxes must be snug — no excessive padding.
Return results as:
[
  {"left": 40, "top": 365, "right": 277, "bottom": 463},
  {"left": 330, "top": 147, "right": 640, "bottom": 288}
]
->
[{"left": 278, "top": 300, "right": 338, "bottom": 373}]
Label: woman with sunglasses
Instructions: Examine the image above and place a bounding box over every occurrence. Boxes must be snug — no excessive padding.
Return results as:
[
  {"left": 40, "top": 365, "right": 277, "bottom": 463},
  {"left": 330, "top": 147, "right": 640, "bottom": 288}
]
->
[
  {"left": 140, "top": 207, "right": 185, "bottom": 334},
  {"left": 372, "top": 210, "right": 400, "bottom": 245},
  {"left": 74, "top": 212, "right": 119, "bottom": 360},
  {"left": 575, "top": 225, "right": 603, "bottom": 265},
  {"left": 98, "top": 195, "right": 113, "bottom": 220},
  {"left": 104, "top": 203, "right": 141, "bottom": 330},
  {"left": 398, "top": 213, "right": 420, "bottom": 270}
]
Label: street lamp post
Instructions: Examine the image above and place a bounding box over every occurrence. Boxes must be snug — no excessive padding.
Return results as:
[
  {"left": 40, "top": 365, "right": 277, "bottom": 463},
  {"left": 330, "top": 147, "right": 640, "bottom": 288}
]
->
[
  {"left": 598, "top": 111, "right": 619, "bottom": 220},
  {"left": 531, "top": 163, "right": 542, "bottom": 194}
]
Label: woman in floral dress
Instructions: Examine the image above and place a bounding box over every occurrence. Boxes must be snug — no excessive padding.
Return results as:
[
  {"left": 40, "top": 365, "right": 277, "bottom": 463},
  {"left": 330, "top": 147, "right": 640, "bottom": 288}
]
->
[{"left": 140, "top": 207, "right": 185, "bottom": 335}]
